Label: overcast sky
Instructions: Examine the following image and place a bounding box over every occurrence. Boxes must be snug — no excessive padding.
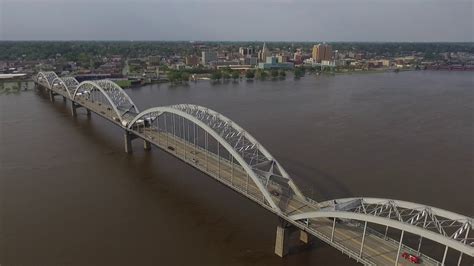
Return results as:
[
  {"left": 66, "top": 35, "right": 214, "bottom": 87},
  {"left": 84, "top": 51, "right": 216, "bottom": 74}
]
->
[{"left": 0, "top": 0, "right": 472, "bottom": 41}]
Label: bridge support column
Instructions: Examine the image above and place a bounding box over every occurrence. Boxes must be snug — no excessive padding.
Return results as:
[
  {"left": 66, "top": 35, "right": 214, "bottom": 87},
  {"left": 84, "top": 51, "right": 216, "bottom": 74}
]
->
[
  {"left": 275, "top": 219, "right": 296, "bottom": 258},
  {"left": 275, "top": 224, "right": 291, "bottom": 257},
  {"left": 71, "top": 102, "right": 77, "bottom": 116},
  {"left": 124, "top": 131, "right": 137, "bottom": 154},
  {"left": 299, "top": 230, "right": 312, "bottom": 244},
  {"left": 49, "top": 89, "right": 55, "bottom": 102},
  {"left": 144, "top": 140, "right": 151, "bottom": 151}
]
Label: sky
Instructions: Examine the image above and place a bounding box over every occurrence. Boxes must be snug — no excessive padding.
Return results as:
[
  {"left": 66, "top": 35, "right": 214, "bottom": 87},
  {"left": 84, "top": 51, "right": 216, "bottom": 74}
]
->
[{"left": 0, "top": 0, "right": 472, "bottom": 42}]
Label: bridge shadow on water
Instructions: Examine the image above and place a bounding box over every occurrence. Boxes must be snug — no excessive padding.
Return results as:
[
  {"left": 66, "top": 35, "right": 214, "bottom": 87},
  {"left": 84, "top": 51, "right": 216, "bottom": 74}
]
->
[{"left": 277, "top": 155, "right": 354, "bottom": 201}]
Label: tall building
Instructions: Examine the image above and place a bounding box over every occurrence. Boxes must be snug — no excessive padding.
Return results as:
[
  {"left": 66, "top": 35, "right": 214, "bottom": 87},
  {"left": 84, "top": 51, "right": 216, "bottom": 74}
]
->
[
  {"left": 201, "top": 51, "right": 217, "bottom": 65},
  {"left": 312, "top": 44, "right": 333, "bottom": 63},
  {"left": 239, "top": 47, "right": 255, "bottom": 56},
  {"left": 258, "top": 43, "right": 269, "bottom": 62},
  {"left": 185, "top": 55, "right": 199, "bottom": 66}
]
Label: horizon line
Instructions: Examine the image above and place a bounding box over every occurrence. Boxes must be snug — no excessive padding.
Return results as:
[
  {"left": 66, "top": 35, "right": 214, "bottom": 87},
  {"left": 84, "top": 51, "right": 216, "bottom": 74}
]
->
[{"left": 1, "top": 40, "right": 473, "bottom": 43}]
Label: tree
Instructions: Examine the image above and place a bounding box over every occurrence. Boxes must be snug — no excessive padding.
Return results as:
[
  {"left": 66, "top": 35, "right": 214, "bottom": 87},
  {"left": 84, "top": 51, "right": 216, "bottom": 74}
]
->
[
  {"left": 245, "top": 69, "right": 255, "bottom": 79},
  {"left": 271, "top": 69, "right": 279, "bottom": 79},
  {"left": 279, "top": 70, "right": 286, "bottom": 79},
  {"left": 231, "top": 71, "right": 240, "bottom": 80},
  {"left": 167, "top": 71, "right": 181, "bottom": 83},
  {"left": 222, "top": 71, "right": 231, "bottom": 80},
  {"left": 211, "top": 71, "right": 222, "bottom": 81},
  {"left": 294, "top": 68, "right": 304, "bottom": 79},
  {"left": 181, "top": 72, "right": 190, "bottom": 82},
  {"left": 256, "top": 69, "right": 268, "bottom": 80},
  {"left": 78, "top": 53, "right": 90, "bottom": 67}
]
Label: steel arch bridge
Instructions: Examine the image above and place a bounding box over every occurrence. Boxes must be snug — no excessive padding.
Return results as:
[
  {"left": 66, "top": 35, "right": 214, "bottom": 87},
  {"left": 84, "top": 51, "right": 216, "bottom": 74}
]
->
[
  {"left": 33, "top": 72, "right": 474, "bottom": 265},
  {"left": 73, "top": 79, "right": 139, "bottom": 122},
  {"left": 52, "top": 76, "right": 79, "bottom": 99},
  {"left": 36, "top": 71, "right": 59, "bottom": 89},
  {"left": 34, "top": 72, "right": 139, "bottom": 124},
  {"left": 292, "top": 198, "right": 473, "bottom": 264},
  {"left": 127, "top": 104, "right": 305, "bottom": 212}
]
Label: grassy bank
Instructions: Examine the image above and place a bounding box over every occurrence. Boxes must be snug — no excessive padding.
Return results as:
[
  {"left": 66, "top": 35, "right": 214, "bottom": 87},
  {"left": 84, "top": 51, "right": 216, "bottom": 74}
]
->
[{"left": 113, "top": 79, "right": 132, "bottom": 88}]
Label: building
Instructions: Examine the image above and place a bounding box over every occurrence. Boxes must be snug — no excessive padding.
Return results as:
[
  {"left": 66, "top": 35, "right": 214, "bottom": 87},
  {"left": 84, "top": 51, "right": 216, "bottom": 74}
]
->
[
  {"left": 239, "top": 47, "right": 255, "bottom": 56},
  {"left": 258, "top": 56, "right": 294, "bottom": 69},
  {"left": 368, "top": 59, "right": 390, "bottom": 68},
  {"left": 320, "top": 60, "right": 336, "bottom": 67},
  {"left": 312, "top": 44, "right": 333, "bottom": 63},
  {"left": 202, "top": 51, "right": 217, "bottom": 65},
  {"left": 258, "top": 43, "right": 269, "bottom": 62},
  {"left": 277, "top": 55, "right": 287, "bottom": 63},
  {"left": 148, "top": 56, "right": 161, "bottom": 65},
  {"left": 216, "top": 65, "right": 252, "bottom": 71},
  {"left": 201, "top": 51, "right": 217, "bottom": 65},
  {"left": 249, "top": 57, "right": 258, "bottom": 65},
  {"left": 240, "top": 56, "right": 258, "bottom": 66},
  {"left": 293, "top": 50, "right": 303, "bottom": 65},
  {"left": 185, "top": 55, "right": 200, "bottom": 66},
  {"left": 214, "top": 60, "right": 240, "bottom": 67}
]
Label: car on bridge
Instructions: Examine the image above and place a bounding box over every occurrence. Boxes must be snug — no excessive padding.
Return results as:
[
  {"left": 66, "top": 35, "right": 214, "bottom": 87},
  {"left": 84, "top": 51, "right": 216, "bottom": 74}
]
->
[{"left": 402, "top": 252, "right": 421, "bottom": 264}]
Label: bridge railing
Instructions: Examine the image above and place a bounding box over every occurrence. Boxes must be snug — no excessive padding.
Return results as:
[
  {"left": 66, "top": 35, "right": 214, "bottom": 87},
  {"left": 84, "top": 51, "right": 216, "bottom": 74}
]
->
[
  {"left": 363, "top": 225, "right": 441, "bottom": 265},
  {"left": 293, "top": 219, "right": 376, "bottom": 265}
]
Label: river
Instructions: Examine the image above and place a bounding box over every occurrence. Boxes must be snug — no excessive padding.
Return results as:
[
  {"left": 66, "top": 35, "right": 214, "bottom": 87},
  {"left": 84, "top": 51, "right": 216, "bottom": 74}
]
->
[{"left": 1, "top": 71, "right": 472, "bottom": 265}]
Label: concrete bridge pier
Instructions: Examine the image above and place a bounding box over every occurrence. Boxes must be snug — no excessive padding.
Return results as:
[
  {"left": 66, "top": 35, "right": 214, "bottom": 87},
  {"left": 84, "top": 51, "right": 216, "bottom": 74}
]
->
[
  {"left": 144, "top": 140, "right": 152, "bottom": 151},
  {"left": 124, "top": 131, "right": 152, "bottom": 153},
  {"left": 124, "top": 131, "right": 137, "bottom": 154},
  {"left": 274, "top": 220, "right": 313, "bottom": 258},
  {"left": 49, "top": 89, "right": 56, "bottom": 102},
  {"left": 71, "top": 102, "right": 78, "bottom": 116},
  {"left": 299, "top": 230, "right": 312, "bottom": 244},
  {"left": 275, "top": 222, "right": 292, "bottom": 257}
]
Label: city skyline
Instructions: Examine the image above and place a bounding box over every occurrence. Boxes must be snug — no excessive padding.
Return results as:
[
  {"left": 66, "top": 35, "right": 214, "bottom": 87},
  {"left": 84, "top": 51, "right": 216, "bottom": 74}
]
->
[{"left": 1, "top": 0, "right": 472, "bottom": 42}]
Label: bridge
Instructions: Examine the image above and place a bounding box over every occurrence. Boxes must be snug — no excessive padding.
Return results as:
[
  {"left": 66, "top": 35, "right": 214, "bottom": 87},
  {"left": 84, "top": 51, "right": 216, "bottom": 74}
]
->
[{"left": 34, "top": 71, "right": 473, "bottom": 265}]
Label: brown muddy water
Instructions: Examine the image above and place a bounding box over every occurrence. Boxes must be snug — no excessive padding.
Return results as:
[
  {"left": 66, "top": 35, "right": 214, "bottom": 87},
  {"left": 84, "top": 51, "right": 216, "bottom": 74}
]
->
[{"left": 1, "top": 71, "right": 472, "bottom": 265}]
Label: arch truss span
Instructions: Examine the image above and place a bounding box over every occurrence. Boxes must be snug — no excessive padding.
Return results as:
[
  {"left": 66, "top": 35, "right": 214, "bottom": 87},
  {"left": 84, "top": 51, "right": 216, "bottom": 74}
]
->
[
  {"left": 36, "top": 71, "right": 59, "bottom": 89},
  {"left": 290, "top": 197, "right": 474, "bottom": 256},
  {"left": 73, "top": 80, "right": 139, "bottom": 122},
  {"left": 127, "top": 104, "right": 306, "bottom": 213},
  {"left": 51, "top": 76, "right": 79, "bottom": 99}
]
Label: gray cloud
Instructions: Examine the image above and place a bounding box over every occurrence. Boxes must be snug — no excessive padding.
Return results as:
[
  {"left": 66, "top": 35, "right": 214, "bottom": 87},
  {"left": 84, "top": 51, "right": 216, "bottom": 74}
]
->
[{"left": 1, "top": 0, "right": 472, "bottom": 41}]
